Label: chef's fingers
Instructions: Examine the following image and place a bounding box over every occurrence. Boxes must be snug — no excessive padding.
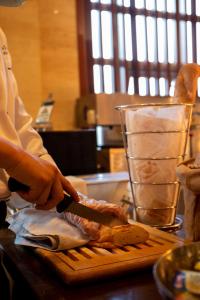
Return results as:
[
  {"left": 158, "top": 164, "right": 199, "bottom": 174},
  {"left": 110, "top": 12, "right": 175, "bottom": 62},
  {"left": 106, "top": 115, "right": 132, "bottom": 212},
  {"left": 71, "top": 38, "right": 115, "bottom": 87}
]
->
[
  {"left": 17, "top": 184, "right": 51, "bottom": 206},
  {"left": 16, "top": 191, "right": 33, "bottom": 202},
  {"left": 36, "top": 176, "right": 79, "bottom": 210},
  {"left": 60, "top": 175, "right": 80, "bottom": 202},
  {"left": 11, "top": 174, "right": 57, "bottom": 205},
  {"left": 35, "top": 177, "right": 64, "bottom": 210},
  {"left": 32, "top": 165, "right": 64, "bottom": 206}
]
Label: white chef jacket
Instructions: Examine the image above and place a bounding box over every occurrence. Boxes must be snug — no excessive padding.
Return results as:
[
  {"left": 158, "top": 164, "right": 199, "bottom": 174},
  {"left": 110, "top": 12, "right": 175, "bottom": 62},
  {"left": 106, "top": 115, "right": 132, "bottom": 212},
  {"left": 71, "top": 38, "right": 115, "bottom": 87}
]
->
[{"left": 0, "top": 27, "right": 53, "bottom": 199}]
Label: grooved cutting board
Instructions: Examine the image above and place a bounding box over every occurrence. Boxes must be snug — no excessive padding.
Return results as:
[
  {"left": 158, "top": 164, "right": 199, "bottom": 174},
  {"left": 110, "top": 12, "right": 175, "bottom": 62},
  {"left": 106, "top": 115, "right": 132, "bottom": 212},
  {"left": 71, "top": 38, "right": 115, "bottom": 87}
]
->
[{"left": 34, "top": 222, "right": 184, "bottom": 284}]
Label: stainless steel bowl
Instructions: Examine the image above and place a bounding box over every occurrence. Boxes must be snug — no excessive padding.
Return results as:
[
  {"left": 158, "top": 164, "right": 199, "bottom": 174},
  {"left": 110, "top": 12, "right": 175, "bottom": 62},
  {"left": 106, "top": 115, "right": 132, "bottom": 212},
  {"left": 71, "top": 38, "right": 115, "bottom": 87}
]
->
[{"left": 153, "top": 241, "right": 200, "bottom": 299}]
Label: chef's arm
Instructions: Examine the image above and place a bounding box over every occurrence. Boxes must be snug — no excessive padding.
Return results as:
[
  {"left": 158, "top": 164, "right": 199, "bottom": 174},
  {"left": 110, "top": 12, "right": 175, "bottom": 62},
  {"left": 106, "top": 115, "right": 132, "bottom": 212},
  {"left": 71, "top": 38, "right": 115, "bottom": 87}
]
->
[
  {"left": 0, "top": 136, "right": 79, "bottom": 209},
  {"left": 14, "top": 96, "right": 55, "bottom": 164},
  {"left": 1, "top": 26, "right": 54, "bottom": 164}
]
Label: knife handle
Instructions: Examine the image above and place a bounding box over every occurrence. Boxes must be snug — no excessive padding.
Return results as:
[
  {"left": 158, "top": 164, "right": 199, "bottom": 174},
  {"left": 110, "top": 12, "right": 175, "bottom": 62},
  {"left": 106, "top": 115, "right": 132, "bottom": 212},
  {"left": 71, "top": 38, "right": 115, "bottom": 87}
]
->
[
  {"left": 56, "top": 195, "right": 74, "bottom": 213},
  {"left": 8, "top": 177, "right": 30, "bottom": 192},
  {"left": 8, "top": 177, "right": 73, "bottom": 213}
]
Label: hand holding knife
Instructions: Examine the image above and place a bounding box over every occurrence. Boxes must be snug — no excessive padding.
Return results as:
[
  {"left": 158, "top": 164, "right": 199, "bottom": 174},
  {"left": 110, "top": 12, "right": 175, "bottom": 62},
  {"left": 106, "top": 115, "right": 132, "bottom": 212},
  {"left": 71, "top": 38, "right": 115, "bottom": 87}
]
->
[
  {"left": 8, "top": 177, "right": 127, "bottom": 227},
  {"left": 7, "top": 177, "right": 77, "bottom": 213}
]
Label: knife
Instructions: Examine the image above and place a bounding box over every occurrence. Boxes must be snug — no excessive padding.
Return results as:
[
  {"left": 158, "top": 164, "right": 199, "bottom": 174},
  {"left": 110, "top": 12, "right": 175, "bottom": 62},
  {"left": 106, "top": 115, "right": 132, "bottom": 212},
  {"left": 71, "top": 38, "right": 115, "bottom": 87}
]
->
[{"left": 7, "top": 177, "right": 127, "bottom": 227}]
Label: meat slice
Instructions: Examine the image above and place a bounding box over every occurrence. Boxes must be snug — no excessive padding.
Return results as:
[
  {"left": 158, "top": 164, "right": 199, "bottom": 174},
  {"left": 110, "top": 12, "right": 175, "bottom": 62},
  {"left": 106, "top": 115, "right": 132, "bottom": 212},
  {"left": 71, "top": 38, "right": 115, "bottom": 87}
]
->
[
  {"left": 62, "top": 198, "right": 149, "bottom": 248},
  {"left": 62, "top": 198, "right": 128, "bottom": 240},
  {"left": 88, "top": 224, "right": 149, "bottom": 248}
]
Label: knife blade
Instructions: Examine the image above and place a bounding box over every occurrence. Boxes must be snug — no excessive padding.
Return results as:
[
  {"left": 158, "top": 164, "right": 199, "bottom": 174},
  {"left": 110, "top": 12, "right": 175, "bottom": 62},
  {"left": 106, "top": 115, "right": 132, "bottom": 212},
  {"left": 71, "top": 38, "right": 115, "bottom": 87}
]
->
[{"left": 8, "top": 177, "right": 127, "bottom": 227}]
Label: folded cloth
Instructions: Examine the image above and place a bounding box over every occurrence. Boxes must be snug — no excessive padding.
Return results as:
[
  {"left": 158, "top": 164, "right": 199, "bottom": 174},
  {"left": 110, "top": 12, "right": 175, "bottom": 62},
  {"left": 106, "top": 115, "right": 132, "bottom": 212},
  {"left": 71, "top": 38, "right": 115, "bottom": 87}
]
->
[
  {"left": 176, "top": 156, "right": 200, "bottom": 241},
  {"left": 8, "top": 208, "right": 90, "bottom": 251}
]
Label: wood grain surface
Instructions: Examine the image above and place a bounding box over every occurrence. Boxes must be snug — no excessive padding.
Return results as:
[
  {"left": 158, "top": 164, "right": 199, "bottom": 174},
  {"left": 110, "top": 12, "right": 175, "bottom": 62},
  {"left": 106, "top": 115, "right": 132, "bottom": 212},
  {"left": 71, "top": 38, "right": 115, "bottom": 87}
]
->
[{"left": 35, "top": 222, "right": 184, "bottom": 284}]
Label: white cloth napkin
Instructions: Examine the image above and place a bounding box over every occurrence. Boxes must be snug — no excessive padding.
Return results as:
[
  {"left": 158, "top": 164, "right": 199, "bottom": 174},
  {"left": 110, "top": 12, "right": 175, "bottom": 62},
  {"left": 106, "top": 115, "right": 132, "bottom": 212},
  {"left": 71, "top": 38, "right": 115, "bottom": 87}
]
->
[{"left": 8, "top": 208, "right": 90, "bottom": 251}]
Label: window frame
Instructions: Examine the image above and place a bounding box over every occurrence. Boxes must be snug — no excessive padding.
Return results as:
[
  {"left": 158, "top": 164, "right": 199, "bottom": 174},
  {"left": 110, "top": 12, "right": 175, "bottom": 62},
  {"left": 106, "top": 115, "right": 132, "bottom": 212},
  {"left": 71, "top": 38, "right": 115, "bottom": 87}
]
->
[{"left": 76, "top": 0, "right": 199, "bottom": 96}]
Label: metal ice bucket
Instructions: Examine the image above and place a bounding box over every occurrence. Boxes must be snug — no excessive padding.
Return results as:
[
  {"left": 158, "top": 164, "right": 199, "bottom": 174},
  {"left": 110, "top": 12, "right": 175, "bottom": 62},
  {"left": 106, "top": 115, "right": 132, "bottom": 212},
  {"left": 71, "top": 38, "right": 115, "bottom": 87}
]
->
[{"left": 116, "top": 103, "right": 193, "bottom": 228}]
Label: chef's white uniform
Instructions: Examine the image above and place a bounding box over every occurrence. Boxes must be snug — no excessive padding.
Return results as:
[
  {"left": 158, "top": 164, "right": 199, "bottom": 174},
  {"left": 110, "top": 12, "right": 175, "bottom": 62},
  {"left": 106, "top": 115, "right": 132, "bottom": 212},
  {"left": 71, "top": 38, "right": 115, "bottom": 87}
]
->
[{"left": 0, "top": 27, "right": 54, "bottom": 200}]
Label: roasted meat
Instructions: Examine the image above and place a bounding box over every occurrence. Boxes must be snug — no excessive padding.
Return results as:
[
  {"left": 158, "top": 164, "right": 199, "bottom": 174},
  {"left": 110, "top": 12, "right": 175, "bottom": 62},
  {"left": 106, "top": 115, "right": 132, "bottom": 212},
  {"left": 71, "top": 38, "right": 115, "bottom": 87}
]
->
[{"left": 62, "top": 197, "right": 149, "bottom": 248}]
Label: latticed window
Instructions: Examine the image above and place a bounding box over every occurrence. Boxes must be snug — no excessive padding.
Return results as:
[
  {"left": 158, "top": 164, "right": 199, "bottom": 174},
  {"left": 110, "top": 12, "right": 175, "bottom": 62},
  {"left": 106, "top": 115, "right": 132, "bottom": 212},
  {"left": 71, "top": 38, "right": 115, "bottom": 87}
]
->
[{"left": 76, "top": 0, "right": 200, "bottom": 97}]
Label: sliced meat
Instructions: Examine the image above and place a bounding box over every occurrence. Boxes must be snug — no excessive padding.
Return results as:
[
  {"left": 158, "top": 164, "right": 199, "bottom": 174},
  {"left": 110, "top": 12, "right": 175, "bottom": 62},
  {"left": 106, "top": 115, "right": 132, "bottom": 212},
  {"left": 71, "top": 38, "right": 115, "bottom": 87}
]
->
[
  {"left": 62, "top": 198, "right": 149, "bottom": 248},
  {"left": 62, "top": 198, "right": 128, "bottom": 240},
  {"left": 88, "top": 224, "right": 149, "bottom": 249}
]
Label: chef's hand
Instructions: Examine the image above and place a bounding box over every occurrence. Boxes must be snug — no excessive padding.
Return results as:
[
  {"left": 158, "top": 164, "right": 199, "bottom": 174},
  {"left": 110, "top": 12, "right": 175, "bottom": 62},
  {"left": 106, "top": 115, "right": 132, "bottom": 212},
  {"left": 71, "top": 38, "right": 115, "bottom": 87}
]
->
[{"left": 5, "top": 148, "right": 79, "bottom": 210}]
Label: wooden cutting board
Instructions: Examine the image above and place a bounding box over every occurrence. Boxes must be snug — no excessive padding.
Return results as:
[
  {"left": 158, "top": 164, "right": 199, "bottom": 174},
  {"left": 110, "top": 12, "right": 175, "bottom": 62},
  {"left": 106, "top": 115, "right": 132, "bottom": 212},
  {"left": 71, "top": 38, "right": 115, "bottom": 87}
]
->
[{"left": 34, "top": 222, "right": 184, "bottom": 284}]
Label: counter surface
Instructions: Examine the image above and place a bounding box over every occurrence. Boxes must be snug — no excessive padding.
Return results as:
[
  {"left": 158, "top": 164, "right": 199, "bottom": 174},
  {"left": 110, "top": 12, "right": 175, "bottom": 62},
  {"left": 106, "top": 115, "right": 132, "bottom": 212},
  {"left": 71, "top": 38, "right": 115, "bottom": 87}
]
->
[{"left": 0, "top": 228, "right": 162, "bottom": 300}]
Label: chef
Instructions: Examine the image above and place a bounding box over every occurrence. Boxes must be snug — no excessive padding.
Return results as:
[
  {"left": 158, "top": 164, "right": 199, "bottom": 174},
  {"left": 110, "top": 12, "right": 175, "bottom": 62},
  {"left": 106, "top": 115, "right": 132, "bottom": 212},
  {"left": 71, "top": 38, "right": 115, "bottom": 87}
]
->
[{"left": 0, "top": 0, "right": 79, "bottom": 226}]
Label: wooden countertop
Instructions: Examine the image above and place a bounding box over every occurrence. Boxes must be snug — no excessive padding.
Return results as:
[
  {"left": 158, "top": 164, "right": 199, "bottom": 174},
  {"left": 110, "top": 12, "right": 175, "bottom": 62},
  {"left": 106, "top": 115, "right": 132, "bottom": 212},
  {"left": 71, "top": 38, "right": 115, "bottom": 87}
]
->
[{"left": 0, "top": 227, "right": 162, "bottom": 300}]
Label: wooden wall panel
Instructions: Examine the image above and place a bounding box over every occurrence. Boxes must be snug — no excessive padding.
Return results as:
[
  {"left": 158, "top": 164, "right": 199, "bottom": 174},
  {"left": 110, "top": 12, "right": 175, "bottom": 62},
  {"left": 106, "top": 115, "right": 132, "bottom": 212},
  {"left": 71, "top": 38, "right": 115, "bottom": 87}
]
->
[
  {"left": 0, "top": 1, "right": 42, "bottom": 119},
  {"left": 0, "top": 0, "right": 80, "bottom": 130},
  {"left": 38, "top": 0, "right": 80, "bottom": 130}
]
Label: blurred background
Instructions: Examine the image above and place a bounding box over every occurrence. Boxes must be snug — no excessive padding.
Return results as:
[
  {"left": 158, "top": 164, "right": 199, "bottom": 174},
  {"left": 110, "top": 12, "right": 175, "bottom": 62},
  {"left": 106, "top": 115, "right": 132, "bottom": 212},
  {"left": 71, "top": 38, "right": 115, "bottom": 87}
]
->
[{"left": 1, "top": 0, "right": 200, "bottom": 177}]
